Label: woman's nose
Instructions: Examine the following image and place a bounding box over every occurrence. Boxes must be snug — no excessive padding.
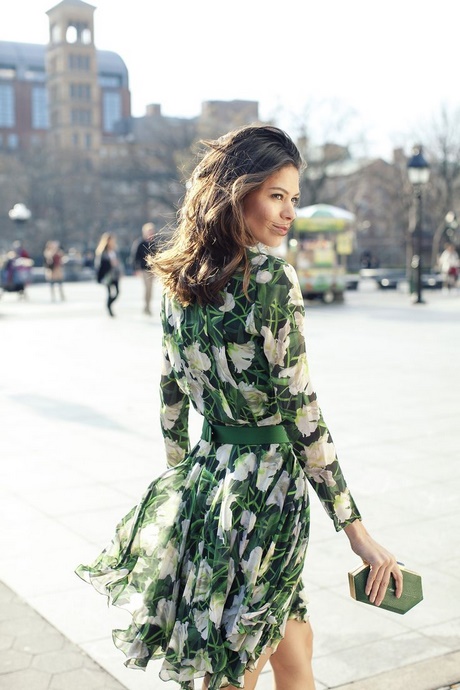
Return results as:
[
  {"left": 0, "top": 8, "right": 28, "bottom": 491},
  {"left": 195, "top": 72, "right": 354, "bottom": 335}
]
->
[{"left": 282, "top": 201, "right": 296, "bottom": 220}]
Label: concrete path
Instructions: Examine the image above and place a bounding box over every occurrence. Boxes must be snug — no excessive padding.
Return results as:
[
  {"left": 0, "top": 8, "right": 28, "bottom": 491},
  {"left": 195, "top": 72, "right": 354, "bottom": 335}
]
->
[{"left": 1, "top": 277, "right": 459, "bottom": 690}]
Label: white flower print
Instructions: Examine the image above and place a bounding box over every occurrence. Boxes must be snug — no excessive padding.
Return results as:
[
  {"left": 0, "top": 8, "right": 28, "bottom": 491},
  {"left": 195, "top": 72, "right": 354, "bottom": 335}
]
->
[
  {"left": 245, "top": 304, "right": 258, "bottom": 335},
  {"left": 211, "top": 346, "right": 238, "bottom": 388},
  {"left": 256, "top": 269, "right": 273, "bottom": 284},
  {"left": 256, "top": 446, "right": 283, "bottom": 491},
  {"left": 219, "top": 290, "right": 236, "bottom": 312},
  {"left": 258, "top": 412, "right": 282, "bottom": 426},
  {"left": 151, "top": 597, "right": 176, "bottom": 631},
  {"left": 240, "top": 510, "right": 257, "bottom": 533},
  {"left": 261, "top": 321, "right": 291, "bottom": 367},
  {"left": 251, "top": 253, "right": 268, "bottom": 267},
  {"left": 161, "top": 349, "right": 172, "bottom": 376},
  {"left": 279, "top": 353, "right": 311, "bottom": 394},
  {"left": 238, "top": 382, "right": 267, "bottom": 417},
  {"left": 283, "top": 263, "right": 304, "bottom": 306},
  {"left": 165, "top": 437, "right": 186, "bottom": 467},
  {"left": 209, "top": 591, "right": 226, "bottom": 626},
  {"left": 218, "top": 489, "right": 237, "bottom": 540},
  {"left": 241, "top": 546, "right": 263, "bottom": 587},
  {"left": 126, "top": 638, "right": 150, "bottom": 659},
  {"left": 223, "top": 588, "right": 247, "bottom": 636},
  {"left": 259, "top": 541, "right": 276, "bottom": 577},
  {"left": 137, "top": 522, "right": 160, "bottom": 556},
  {"left": 187, "top": 375, "right": 205, "bottom": 414},
  {"left": 194, "top": 559, "right": 213, "bottom": 602},
  {"left": 184, "top": 462, "right": 201, "bottom": 490},
  {"left": 215, "top": 444, "right": 232, "bottom": 471},
  {"left": 220, "top": 391, "right": 235, "bottom": 419},
  {"left": 158, "top": 542, "right": 180, "bottom": 580},
  {"left": 294, "top": 309, "right": 305, "bottom": 333},
  {"left": 183, "top": 566, "right": 196, "bottom": 605},
  {"left": 295, "top": 400, "right": 320, "bottom": 437},
  {"left": 169, "top": 621, "right": 189, "bottom": 656},
  {"left": 193, "top": 608, "right": 209, "bottom": 640},
  {"left": 166, "top": 299, "right": 184, "bottom": 329},
  {"left": 333, "top": 489, "right": 353, "bottom": 522},
  {"left": 232, "top": 452, "right": 257, "bottom": 482},
  {"left": 196, "top": 438, "right": 211, "bottom": 457},
  {"left": 250, "top": 582, "right": 269, "bottom": 605},
  {"left": 161, "top": 400, "right": 184, "bottom": 431},
  {"left": 303, "top": 436, "right": 337, "bottom": 486},
  {"left": 294, "top": 472, "right": 307, "bottom": 499},
  {"left": 164, "top": 334, "right": 183, "bottom": 373},
  {"left": 154, "top": 490, "right": 182, "bottom": 529},
  {"left": 181, "top": 649, "right": 213, "bottom": 674},
  {"left": 266, "top": 470, "right": 290, "bottom": 510},
  {"left": 228, "top": 341, "right": 255, "bottom": 373},
  {"left": 184, "top": 341, "right": 211, "bottom": 372}
]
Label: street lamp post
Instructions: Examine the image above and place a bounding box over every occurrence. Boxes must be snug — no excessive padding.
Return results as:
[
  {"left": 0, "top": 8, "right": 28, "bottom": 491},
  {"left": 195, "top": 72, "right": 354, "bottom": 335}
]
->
[
  {"left": 407, "top": 146, "right": 430, "bottom": 304},
  {"left": 8, "top": 203, "right": 32, "bottom": 243}
]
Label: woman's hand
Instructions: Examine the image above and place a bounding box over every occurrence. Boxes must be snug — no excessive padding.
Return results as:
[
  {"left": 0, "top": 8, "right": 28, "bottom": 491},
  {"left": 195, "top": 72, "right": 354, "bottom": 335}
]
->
[{"left": 344, "top": 520, "right": 403, "bottom": 606}]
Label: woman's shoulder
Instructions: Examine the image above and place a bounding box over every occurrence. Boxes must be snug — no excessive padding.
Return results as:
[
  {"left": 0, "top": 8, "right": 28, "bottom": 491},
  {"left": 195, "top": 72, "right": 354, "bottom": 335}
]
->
[{"left": 247, "top": 247, "right": 298, "bottom": 284}]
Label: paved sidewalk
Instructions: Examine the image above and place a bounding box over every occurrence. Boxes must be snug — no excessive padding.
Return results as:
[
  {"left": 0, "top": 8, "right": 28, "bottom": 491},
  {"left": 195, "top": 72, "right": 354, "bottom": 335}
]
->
[
  {"left": 0, "top": 581, "right": 125, "bottom": 689},
  {"left": 1, "top": 278, "right": 459, "bottom": 690}
]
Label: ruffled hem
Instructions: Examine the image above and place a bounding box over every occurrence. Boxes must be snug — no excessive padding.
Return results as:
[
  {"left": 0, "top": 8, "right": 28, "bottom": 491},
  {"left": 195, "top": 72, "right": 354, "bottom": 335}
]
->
[{"left": 75, "top": 443, "right": 311, "bottom": 689}]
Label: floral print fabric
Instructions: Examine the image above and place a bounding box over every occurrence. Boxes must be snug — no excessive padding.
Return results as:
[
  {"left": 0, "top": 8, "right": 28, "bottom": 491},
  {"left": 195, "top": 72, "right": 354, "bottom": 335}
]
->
[{"left": 76, "top": 247, "right": 361, "bottom": 689}]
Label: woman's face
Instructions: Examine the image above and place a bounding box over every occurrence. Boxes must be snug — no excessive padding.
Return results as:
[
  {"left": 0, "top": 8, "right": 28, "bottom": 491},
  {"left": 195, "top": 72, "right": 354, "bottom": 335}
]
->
[{"left": 242, "top": 164, "right": 300, "bottom": 248}]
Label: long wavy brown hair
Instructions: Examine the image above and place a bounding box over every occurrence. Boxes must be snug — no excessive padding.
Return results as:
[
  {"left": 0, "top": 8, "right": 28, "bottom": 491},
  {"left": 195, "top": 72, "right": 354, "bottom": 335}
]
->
[{"left": 150, "top": 124, "right": 303, "bottom": 306}]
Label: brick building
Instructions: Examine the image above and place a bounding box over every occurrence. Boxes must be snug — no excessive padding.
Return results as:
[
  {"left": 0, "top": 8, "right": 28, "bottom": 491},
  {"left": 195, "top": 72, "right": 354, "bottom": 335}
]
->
[{"left": 0, "top": 0, "right": 131, "bottom": 154}]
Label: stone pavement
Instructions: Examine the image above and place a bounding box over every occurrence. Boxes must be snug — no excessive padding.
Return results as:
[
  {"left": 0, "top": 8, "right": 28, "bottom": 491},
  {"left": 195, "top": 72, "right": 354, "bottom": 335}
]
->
[{"left": 1, "top": 277, "right": 459, "bottom": 690}]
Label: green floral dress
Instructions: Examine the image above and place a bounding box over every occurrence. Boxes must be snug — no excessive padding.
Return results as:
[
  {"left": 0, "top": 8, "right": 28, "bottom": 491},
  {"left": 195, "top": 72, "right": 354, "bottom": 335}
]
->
[{"left": 76, "top": 247, "right": 361, "bottom": 689}]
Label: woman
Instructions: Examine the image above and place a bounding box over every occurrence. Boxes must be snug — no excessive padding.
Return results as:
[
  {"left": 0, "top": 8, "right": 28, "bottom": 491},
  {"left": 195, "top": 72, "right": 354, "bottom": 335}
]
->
[
  {"left": 43, "top": 240, "right": 65, "bottom": 301},
  {"left": 76, "top": 125, "right": 402, "bottom": 690},
  {"left": 95, "top": 232, "right": 121, "bottom": 317}
]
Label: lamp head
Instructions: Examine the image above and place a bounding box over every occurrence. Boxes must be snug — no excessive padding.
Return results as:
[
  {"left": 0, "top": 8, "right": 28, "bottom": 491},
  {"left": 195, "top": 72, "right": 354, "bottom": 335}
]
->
[{"left": 407, "top": 145, "right": 430, "bottom": 185}]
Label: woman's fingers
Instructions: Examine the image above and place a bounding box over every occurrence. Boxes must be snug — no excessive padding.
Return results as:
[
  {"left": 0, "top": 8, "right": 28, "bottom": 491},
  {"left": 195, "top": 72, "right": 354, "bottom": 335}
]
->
[{"left": 366, "top": 561, "right": 403, "bottom": 605}]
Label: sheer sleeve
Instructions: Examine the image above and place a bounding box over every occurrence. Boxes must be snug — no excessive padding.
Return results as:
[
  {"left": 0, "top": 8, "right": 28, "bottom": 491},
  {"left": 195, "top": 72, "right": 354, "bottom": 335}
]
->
[
  {"left": 159, "top": 299, "right": 190, "bottom": 468},
  {"left": 255, "top": 257, "right": 361, "bottom": 531}
]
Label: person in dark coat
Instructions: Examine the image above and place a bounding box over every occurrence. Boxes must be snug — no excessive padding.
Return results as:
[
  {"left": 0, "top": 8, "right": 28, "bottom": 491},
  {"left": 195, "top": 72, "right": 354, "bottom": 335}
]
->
[{"left": 130, "top": 222, "right": 158, "bottom": 315}]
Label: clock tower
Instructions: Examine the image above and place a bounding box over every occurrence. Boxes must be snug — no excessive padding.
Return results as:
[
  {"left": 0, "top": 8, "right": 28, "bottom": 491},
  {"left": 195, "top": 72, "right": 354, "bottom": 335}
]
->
[{"left": 46, "top": 0, "right": 101, "bottom": 152}]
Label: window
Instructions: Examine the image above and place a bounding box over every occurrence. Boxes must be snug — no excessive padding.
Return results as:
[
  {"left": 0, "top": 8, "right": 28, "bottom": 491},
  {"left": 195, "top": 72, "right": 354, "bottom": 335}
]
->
[
  {"left": 0, "top": 65, "right": 16, "bottom": 79},
  {"left": 103, "top": 91, "right": 121, "bottom": 132},
  {"left": 85, "top": 133, "right": 92, "bottom": 149},
  {"left": 0, "top": 84, "right": 15, "bottom": 127},
  {"left": 70, "top": 83, "right": 91, "bottom": 101},
  {"left": 24, "top": 68, "right": 46, "bottom": 82},
  {"left": 72, "top": 132, "right": 79, "bottom": 147},
  {"left": 71, "top": 108, "right": 92, "bottom": 125},
  {"left": 32, "top": 86, "right": 49, "bottom": 129},
  {"left": 99, "top": 73, "right": 121, "bottom": 88},
  {"left": 66, "top": 25, "right": 78, "bottom": 44},
  {"left": 68, "top": 54, "right": 90, "bottom": 71},
  {"left": 7, "top": 133, "right": 19, "bottom": 149},
  {"left": 51, "top": 24, "right": 62, "bottom": 43}
]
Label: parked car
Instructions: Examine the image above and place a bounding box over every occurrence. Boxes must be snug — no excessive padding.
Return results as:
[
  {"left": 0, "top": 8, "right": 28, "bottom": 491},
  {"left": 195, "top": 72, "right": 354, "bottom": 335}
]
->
[{"left": 359, "top": 268, "right": 443, "bottom": 290}]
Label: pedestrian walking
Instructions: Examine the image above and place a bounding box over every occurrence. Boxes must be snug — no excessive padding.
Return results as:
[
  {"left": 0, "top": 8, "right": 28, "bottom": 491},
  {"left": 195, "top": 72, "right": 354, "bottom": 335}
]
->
[
  {"left": 1, "top": 241, "right": 33, "bottom": 298},
  {"left": 95, "top": 232, "right": 121, "bottom": 317},
  {"left": 438, "top": 241, "right": 459, "bottom": 293},
  {"left": 76, "top": 125, "right": 402, "bottom": 690},
  {"left": 43, "top": 240, "right": 65, "bottom": 301},
  {"left": 130, "top": 222, "right": 159, "bottom": 315}
]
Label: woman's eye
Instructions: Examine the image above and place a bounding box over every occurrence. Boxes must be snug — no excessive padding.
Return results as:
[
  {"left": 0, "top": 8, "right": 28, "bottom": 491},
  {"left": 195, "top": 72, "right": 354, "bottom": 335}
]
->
[{"left": 292, "top": 198, "right": 300, "bottom": 207}]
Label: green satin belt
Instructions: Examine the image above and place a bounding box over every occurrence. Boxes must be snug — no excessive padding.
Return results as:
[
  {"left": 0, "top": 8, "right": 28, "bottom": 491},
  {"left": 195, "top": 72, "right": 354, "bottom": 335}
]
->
[{"left": 201, "top": 419, "right": 290, "bottom": 445}]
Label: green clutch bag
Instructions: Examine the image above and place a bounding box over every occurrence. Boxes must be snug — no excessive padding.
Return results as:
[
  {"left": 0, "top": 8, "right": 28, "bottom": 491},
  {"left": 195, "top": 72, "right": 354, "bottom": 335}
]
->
[{"left": 348, "top": 563, "right": 423, "bottom": 614}]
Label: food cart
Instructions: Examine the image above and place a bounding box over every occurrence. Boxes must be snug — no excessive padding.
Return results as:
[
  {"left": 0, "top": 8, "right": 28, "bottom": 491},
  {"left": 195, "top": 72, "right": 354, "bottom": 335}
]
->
[{"left": 286, "top": 203, "right": 355, "bottom": 302}]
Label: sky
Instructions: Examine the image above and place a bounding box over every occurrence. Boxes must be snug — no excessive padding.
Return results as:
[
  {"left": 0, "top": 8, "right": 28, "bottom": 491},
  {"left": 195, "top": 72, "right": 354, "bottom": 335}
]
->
[{"left": 2, "top": 0, "right": 459, "bottom": 160}]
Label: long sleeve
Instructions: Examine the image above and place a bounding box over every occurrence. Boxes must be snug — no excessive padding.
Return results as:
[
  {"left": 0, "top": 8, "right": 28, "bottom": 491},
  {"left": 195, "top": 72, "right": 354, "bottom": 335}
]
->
[
  {"left": 255, "top": 257, "right": 361, "bottom": 531},
  {"left": 159, "top": 299, "right": 190, "bottom": 468}
]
